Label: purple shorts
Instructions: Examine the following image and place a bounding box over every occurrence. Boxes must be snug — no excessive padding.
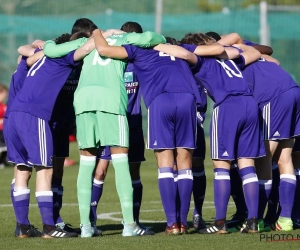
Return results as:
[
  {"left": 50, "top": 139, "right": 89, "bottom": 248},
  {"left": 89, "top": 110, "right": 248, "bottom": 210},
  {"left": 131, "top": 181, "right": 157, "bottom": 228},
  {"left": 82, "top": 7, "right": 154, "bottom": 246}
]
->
[
  {"left": 147, "top": 92, "right": 197, "bottom": 150},
  {"left": 97, "top": 146, "right": 111, "bottom": 160},
  {"left": 7, "top": 111, "right": 53, "bottom": 167},
  {"left": 210, "top": 96, "right": 265, "bottom": 160},
  {"left": 262, "top": 88, "right": 300, "bottom": 140}
]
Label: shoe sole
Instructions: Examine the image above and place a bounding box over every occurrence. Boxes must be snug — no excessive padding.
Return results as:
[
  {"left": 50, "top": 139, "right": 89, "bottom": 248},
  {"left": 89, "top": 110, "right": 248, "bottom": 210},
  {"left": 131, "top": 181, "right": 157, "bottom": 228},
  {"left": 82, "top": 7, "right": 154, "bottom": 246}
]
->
[
  {"left": 17, "top": 235, "right": 30, "bottom": 238},
  {"left": 165, "top": 230, "right": 180, "bottom": 235}
]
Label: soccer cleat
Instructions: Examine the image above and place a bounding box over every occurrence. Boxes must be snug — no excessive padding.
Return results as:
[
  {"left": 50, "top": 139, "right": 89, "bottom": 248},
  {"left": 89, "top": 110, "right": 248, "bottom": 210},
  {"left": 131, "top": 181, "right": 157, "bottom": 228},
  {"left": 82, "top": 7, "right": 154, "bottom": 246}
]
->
[
  {"left": 91, "top": 221, "right": 103, "bottom": 236},
  {"left": 292, "top": 219, "right": 300, "bottom": 229},
  {"left": 193, "top": 214, "right": 206, "bottom": 230},
  {"left": 42, "top": 224, "right": 78, "bottom": 238},
  {"left": 240, "top": 217, "right": 259, "bottom": 233},
  {"left": 180, "top": 222, "right": 188, "bottom": 234},
  {"left": 198, "top": 219, "right": 228, "bottom": 234},
  {"left": 226, "top": 212, "right": 247, "bottom": 229},
  {"left": 80, "top": 224, "right": 93, "bottom": 238},
  {"left": 56, "top": 222, "right": 78, "bottom": 233},
  {"left": 14, "top": 222, "right": 20, "bottom": 236},
  {"left": 271, "top": 217, "right": 293, "bottom": 232},
  {"left": 165, "top": 223, "right": 180, "bottom": 235},
  {"left": 136, "top": 221, "right": 155, "bottom": 234},
  {"left": 122, "top": 222, "right": 155, "bottom": 237},
  {"left": 16, "top": 224, "right": 43, "bottom": 238}
]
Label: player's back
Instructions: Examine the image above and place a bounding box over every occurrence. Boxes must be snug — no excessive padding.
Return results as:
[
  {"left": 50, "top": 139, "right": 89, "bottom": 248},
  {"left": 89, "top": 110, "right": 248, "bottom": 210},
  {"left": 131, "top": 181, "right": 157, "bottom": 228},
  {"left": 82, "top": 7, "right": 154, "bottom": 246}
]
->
[
  {"left": 242, "top": 58, "right": 298, "bottom": 107},
  {"left": 10, "top": 52, "right": 78, "bottom": 121},
  {"left": 123, "top": 45, "right": 201, "bottom": 108}
]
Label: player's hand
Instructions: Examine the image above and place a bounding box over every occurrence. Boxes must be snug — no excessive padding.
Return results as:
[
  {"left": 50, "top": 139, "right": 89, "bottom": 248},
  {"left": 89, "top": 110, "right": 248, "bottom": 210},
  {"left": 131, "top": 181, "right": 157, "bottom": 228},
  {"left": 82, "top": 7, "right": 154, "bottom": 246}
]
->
[{"left": 32, "top": 40, "right": 45, "bottom": 49}]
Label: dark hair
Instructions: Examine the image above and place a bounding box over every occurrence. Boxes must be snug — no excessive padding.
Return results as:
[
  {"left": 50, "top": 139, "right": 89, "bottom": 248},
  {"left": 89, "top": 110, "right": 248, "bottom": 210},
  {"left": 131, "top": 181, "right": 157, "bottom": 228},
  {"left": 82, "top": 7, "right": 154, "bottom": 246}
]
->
[
  {"left": 54, "top": 33, "right": 72, "bottom": 44},
  {"left": 205, "top": 31, "right": 221, "bottom": 42},
  {"left": 70, "top": 32, "right": 90, "bottom": 41},
  {"left": 180, "top": 32, "right": 216, "bottom": 45},
  {"left": 71, "top": 18, "right": 98, "bottom": 36},
  {"left": 165, "top": 36, "right": 179, "bottom": 45},
  {"left": 120, "top": 21, "right": 143, "bottom": 33}
]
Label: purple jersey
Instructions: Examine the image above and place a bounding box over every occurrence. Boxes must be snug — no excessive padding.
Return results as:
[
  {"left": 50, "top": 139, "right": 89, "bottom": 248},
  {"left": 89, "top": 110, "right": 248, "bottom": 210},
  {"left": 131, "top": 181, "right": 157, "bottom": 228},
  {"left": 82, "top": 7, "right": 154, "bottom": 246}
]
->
[
  {"left": 5, "top": 56, "right": 29, "bottom": 118},
  {"left": 123, "top": 45, "right": 202, "bottom": 108},
  {"left": 182, "top": 44, "right": 252, "bottom": 107},
  {"left": 242, "top": 58, "right": 298, "bottom": 108},
  {"left": 10, "top": 51, "right": 79, "bottom": 121}
]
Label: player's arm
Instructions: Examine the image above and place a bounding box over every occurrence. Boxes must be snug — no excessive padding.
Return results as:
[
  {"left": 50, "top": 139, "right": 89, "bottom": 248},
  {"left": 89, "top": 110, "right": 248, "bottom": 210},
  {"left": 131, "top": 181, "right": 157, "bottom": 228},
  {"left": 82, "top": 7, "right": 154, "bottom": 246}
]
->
[
  {"left": 193, "top": 43, "right": 225, "bottom": 57},
  {"left": 26, "top": 51, "right": 45, "bottom": 67},
  {"left": 93, "top": 29, "right": 128, "bottom": 59},
  {"left": 251, "top": 45, "right": 273, "bottom": 55},
  {"left": 125, "top": 31, "right": 166, "bottom": 47},
  {"left": 17, "top": 40, "right": 44, "bottom": 57},
  {"left": 154, "top": 44, "right": 198, "bottom": 65},
  {"left": 218, "top": 33, "right": 243, "bottom": 46},
  {"left": 234, "top": 43, "right": 261, "bottom": 65},
  {"left": 261, "top": 54, "right": 280, "bottom": 65},
  {"left": 73, "top": 36, "right": 96, "bottom": 61},
  {"left": 43, "top": 37, "right": 87, "bottom": 58}
]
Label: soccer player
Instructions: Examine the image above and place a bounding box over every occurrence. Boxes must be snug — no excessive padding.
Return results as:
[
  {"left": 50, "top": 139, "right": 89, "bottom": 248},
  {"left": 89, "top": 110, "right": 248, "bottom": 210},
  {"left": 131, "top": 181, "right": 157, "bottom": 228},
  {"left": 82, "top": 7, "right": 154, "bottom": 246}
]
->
[
  {"left": 43, "top": 29, "right": 165, "bottom": 237},
  {"left": 6, "top": 33, "right": 95, "bottom": 238},
  {"left": 92, "top": 29, "right": 222, "bottom": 235},
  {"left": 50, "top": 18, "right": 98, "bottom": 233},
  {"left": 154, "top": 33, "right": 263, "bottom": 234}
]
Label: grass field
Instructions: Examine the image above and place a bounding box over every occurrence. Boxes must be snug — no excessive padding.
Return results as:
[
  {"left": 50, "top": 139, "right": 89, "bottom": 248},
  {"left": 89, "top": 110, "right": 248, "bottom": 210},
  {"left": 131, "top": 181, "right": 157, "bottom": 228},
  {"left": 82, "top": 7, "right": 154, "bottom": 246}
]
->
[{"left": 1, "top": 142, "right": 300, "bottom": 250}]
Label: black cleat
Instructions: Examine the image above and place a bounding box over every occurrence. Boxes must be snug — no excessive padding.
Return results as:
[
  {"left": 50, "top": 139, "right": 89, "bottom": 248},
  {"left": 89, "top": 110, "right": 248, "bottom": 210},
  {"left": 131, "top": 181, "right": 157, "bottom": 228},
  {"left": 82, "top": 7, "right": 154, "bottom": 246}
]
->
[
  {"left": 16, "top": 224, "right": 43, "bottom": 238},
  {"left": 240, "top": 217, "right": 259, "bottom": 233},
  {"left": 226, "top": 213, "right": 247, "bottom": 229},
  {"left": 198, "top": 219, "right": 228, "bottom": 234},
  {"left": 193, "top": 215, "right": 206, "bottom": 230},
  {"left": 42, "top": 224, "right": 78, "bottom": 238}
]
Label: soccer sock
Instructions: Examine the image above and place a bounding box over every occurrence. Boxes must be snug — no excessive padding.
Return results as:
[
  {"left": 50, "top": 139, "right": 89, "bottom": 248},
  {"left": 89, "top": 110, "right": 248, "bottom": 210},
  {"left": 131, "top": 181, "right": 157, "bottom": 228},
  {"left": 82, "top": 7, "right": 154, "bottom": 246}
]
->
[
  {"left": 239, "top": 166, "right": 259, "bottom": 219},
  {"left": 111, "top": 153, "right": 134, "bottom": 225},
  {"left": 265, "top": 164, "right": 280, "bottom": 219},
  {"left": 36, "top": 191, "right": 55, "bottom": 226},
  {"left": 77, "top": 155, "right": 95, "bottom": 225},
  {"left": 132, "top": 180, "right": 143, "bottom": 222},
  {"left": 13, "top": 188, "right": 30, "bottom": 225},
  {"left": 258, "top": 179, "right": 272, "bottom": 220},
  {"left": 177, "top": 169, "right": 193, "bottom": 226},
  {"left": 230, "top": 165, "right": 248, "bottom": 216},
  {"left": 11, "top": 179, "right": 16, "bottom": 216},
  {"left": 292, "top": 169, "right": 300, "bottom": 220},
  {"left": 174, "top": 170, "right": 181, "bottom": 223},
  {"left": 158, "top": 167, "right": 177, "bottom": 227},
  {"left": 279, "top": 174, "right": 296, "bottom": 218},
  {"left": 90, "top": 178, "right": 104, "bottom": 222},
  {"left": 52, "top": 177, "right": 63, "bottom": 224},
  {"left": 192, "top": 165, "right": 206, "bottom": 217},
  {"left": 214, "top": 168, "right": 230, "bottom": 220}
]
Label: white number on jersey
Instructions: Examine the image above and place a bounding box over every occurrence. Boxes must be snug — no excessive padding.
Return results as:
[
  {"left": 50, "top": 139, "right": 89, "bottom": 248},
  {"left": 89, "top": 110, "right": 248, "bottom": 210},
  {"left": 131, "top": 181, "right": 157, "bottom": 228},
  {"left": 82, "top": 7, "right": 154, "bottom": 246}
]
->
[
  {"left": 159, "top": 51, "right": 175, "bottom": 61},
  {"left": 92, "top": 38, "right": 118, "bottom": 66},
  {"left": 216, "top": 59, "right": 243, "bottom": 78}
]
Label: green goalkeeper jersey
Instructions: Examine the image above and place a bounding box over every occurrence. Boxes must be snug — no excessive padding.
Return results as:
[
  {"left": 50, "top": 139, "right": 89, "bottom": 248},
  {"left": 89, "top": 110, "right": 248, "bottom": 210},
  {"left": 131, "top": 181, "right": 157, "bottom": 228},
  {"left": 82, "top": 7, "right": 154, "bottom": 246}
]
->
[{"left": 43, "top": 32, "right": 166, "bottom": 115}]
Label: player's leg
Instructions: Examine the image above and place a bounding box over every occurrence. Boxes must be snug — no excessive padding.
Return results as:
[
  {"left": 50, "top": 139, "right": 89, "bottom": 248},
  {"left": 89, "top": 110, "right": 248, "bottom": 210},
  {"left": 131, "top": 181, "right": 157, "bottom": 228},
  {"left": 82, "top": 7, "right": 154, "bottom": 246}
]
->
[{"left": 292, "top": 139, "right": 300, "bottom": 229}]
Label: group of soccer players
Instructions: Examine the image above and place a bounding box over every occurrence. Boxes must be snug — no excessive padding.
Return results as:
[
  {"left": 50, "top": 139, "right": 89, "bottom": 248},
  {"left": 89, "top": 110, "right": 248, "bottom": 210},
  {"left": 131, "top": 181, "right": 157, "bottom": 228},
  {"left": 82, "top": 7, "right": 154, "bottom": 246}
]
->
[{"left": 4, "top": 16, "right": 300, "bottom": 239}]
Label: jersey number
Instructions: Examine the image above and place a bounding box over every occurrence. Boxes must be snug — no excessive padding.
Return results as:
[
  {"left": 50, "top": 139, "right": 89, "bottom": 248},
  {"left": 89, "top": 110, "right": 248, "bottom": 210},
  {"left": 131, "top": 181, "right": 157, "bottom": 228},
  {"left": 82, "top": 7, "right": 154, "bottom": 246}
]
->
[
  {"left": 216, "top": 59, "right": 243, "bottom": 78},
  {"left": 159, "top": 51, "right": 175, "bottom": 61},
  {"left": 92, "top": 38, "right": 117, "bottom": 66}
]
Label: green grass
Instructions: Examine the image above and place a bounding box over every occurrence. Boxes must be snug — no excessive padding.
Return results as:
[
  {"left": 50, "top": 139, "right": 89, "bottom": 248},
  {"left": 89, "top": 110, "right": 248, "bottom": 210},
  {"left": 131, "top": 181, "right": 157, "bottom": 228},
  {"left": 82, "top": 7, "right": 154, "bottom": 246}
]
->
[{"left": 0, "top": 142, "right": 300, "bottom": 249}]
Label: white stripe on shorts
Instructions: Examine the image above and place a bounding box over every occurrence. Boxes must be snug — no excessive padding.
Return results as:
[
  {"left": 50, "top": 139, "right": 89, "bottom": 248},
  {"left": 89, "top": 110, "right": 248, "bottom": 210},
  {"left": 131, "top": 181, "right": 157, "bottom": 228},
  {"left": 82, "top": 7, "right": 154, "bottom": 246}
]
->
[
  {"left": 38, "top": 118, "right": 47, "bottom": 166},
  {"left": 211, "top": 106, "right": 219, "bottom": 159},
  {"left": 262, "top": 103, "right": 271, "bottom": 140}
]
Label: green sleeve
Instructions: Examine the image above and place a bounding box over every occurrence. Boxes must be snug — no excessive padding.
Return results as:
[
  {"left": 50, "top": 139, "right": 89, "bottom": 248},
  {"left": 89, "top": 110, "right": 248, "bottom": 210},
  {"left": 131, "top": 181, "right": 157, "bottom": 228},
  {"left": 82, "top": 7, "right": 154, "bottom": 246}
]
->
[
  {"left": 43, "top": 37, "right": 88, "bottom": 58},
  {"left": 125, "top": 31, "right": 166, "bottom": 48}
]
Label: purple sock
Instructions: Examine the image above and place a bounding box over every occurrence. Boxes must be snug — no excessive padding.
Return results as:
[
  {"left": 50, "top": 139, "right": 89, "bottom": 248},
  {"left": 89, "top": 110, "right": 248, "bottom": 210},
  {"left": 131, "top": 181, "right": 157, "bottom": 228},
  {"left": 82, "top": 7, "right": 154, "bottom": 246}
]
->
[
  {"left": 158, "top": 167, "right": 177, "bottom": 227},
  {"left": 239, "top": 166, "right": 259, "bottom": 219},
  {"left": 174, "top": 170, "right": 181, "bottom": 223},
  {"left": 292, "top": 169, "right": 300, "bottom": 220},
  {"left": 214, "top": 168, "right": 230, "bottom": 220},
  {"left": 279, "top": 174, "right": 296, "bottom": 218},
  {"left": 14, "top": 189, "right": 30, "bottom": 225},
  {"left": 36, "top": 191, "right": 55, "bottom": 226},
  {"left": 177, "top": 169, "right": 193, "bottom": 226},
  {"left": 90, "top": 179, "right": 104, "bottom": 222},
  {"left": 52, "top": 185, "right": 63, "bottom": 224},
  {"left": 132, "top": 180, "right": 143, "bottom": 222},
  {"left": 258, "top": 179, "right": 272, "bottom": 219},
  {"left": 265, "top": 164, "right": 280, "bottom": 219},
  {"left": 192, "top": 166, "right": 206, "bottom": 216},
  {"left": 230, "top": 165, "right": 247, "bottom": 215}
]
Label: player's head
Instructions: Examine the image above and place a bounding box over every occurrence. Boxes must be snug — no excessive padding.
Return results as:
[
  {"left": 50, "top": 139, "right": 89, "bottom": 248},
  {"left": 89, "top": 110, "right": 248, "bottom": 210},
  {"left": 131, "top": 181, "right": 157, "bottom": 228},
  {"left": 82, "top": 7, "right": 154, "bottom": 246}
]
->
[
  {"left": 165, "top": 36, "right": 179, "bottom": 45},
  {"left": 120, "top": 21, "right": 143, "bottom": 33},
  {"left": 205, "top": 31, "right": 221, "bottom": 42},
  {"left": 180, "top": 32, "right": 216, "bottom": 45},
  {"left": 54, "top": 33, "right": 72, "bottom": 44},
  {"left": 71, "top": 18, "right": 98, "bottom": 37}
]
